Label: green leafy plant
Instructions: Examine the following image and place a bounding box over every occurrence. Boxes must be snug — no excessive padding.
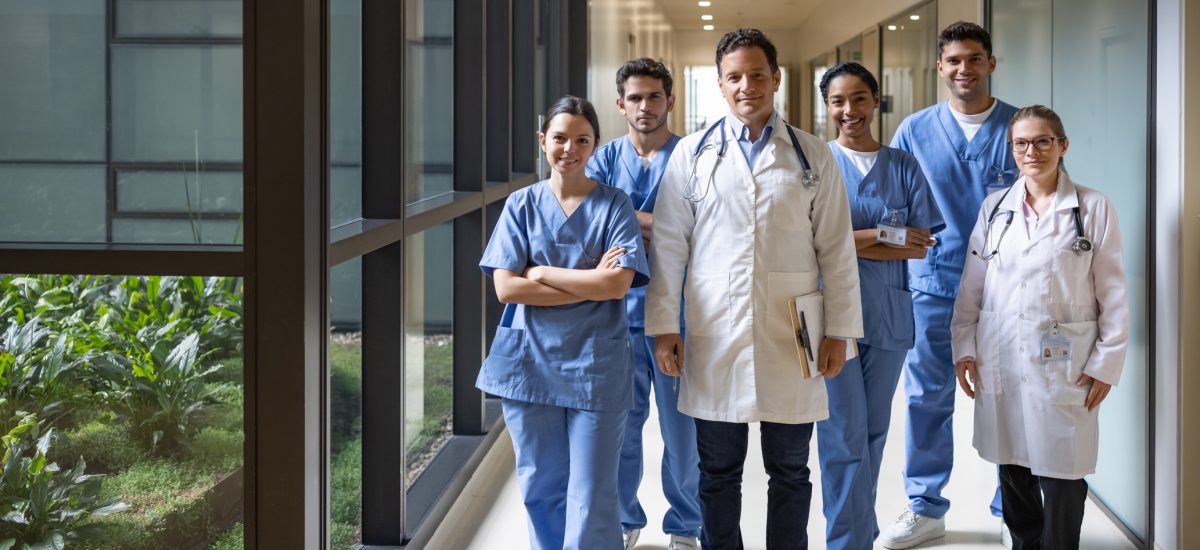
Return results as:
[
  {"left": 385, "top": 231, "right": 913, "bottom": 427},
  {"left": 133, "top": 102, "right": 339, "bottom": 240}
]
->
[
  {"left": 0, "top": 413, "right": 127, "bottom": 549},
  {"left": 94, "top": 333, "right": 227, "bottom": 455},
  {"left": 93, "top": 277, "right": 242, "bottom": 359},
  {"left": 0, "top": 320, "right": 91, "bottom": 435}
]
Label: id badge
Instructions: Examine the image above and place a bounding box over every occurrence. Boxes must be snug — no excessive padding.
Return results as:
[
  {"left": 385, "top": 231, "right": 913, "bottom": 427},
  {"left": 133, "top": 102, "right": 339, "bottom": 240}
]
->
[
  {"left": 1040, "top": 335, "right": 1072, "bottom": 362},
  {"left": 877, "top": 224, "right": 907, "bottom": 246}
]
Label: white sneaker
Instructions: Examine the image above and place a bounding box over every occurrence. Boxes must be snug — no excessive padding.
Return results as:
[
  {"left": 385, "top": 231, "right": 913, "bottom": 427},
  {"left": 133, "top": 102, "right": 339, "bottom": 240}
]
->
[
  {"left": 878, "top": 509, "right": 946, "bottom": 549},
  {"left": 667, "top": 534, "right": 700, "bottom": 550},
  {"left": 1001, "top": 521, "right": 1013, "bottom": 549},
  {"left": 622, "top": 529, "right": 641, "bottom": 550}
]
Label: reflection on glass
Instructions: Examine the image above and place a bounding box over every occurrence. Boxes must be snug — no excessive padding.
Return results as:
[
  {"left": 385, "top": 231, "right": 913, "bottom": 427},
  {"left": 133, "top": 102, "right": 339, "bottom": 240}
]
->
[
  {"left": 329, "top": 259, "right": 363, "bottom": 549},
  {"left": 879, "top": 0, "right": 937, "bottom": 144},
  {"left": 0, "top": 166, "right": 107, "bottom": 243},
  {"left": 405, "top": 223, "right": 454, "bottom": 485},
  {"left": 405, "top": 0, "right": 454, "bottom": 204},
  {"left": 811, "top": 56, "right": 831, "bottom": 140},
  {"left": 684, "top": 66, "right": 725, "bottom": 135},
  {"left": 0, "top": 274, "right": 244, "bottom": 549},
  {"left": 116, "top": 0, "right": 241, "bottom": 37},
  {"left": 838, "top": 35, "right": 863, "bottom": 63},
  {"left": 330, "top": 0, "right": 363, "bottom": 228}
]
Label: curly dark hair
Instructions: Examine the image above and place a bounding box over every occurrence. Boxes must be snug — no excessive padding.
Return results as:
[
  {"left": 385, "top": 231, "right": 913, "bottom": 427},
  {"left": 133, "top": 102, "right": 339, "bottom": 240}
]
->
[
  {"left": 616, "top": 57, "right": 673, "bottom": 98},
  {"left": 819, "top": 62, "right": 880, "bottom": 102},
  {"left": 715, "top": 28, "right": 778, "bottom": 76}
]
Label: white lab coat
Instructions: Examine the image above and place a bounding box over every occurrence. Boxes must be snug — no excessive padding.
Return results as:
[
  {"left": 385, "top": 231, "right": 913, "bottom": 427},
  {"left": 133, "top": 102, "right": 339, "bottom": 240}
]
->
[
  {"left": 645, "top": 115, "right": 864, "bottom": 424},
  {"left": 951, "top": 171, "right": 1129, "bottom": 479}
]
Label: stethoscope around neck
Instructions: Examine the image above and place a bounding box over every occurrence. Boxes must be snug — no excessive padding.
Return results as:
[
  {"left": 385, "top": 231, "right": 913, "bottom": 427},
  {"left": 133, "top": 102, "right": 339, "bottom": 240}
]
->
[
  {"left": 682, "top": 116, "right": 818, "bottom": 202},
  {"left": 972, "top": 185, "right": 1093, "bottom": 261}
]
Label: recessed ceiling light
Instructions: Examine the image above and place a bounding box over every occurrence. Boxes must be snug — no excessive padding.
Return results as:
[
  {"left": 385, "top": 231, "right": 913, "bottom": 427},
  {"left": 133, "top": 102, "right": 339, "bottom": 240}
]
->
[
  {"left": 698, "top": 1, "right": 711, "bottom": 6},
  {"left": 701, "top": 14, "right": 714, "bottom": 20},
  {"left": 887, "top": 25, "right": 897, "bottom": 31},
  {"left": 910, "top": 14, "right": 920, "bottom": 20},
  {"left": 703, "top": 24, "right": 715, "bottom": 30}
]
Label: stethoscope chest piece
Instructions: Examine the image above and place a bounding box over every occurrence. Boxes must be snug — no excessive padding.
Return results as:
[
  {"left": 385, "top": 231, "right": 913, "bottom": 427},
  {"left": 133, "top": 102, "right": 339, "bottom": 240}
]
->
[
  {"left": 1071, "top": 237, "right": 1093, "bottom": 255},
  {"left": 801, "top": 169, "right": 819, "bottom": 189}
]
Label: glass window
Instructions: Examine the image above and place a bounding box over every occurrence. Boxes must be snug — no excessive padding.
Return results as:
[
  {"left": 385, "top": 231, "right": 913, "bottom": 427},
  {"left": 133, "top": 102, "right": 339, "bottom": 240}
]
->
[
  {"left": 405, "top": 0, "right": 454, "bottom": 204},
  {"left": 0, "top": 165, "right": 107, "bottom": 243},
  {"left": 111, "top": 45, "right": 243, "bottom": 163},
  {"left": 329, "top": 259, "right": 363, "bottom": 549},
  {"left": 879, "top": 0, "right": 937, "bottom": 144},
  {"left": 683, "top": 65, "right": 724, "bottom": 135},
  {"left": 0, "top": 274, "right": 244, "bottom": 549},
  {"left": 0, "top": 1, "right": 106, "bottom": 161},
  {"left": 810, "top": 53, "right": 832, "bottom": 140},
  {"left": 838, "top": 35, "right": 863, "bottom": 63},
  {"left": 115, "top": 0, "right": 241, "bottom": 38},
  {"left": 405, "top": 222, "right": 454, "bottom": 485},
  {"left": 330, "top": 0, "right": 362, "bottom": 228},
  {"left": 116, "top": 170, "right": 243, "bottom": 214},
  {"left": 112, "top": 219, "right": 242, "bottom": 245}
]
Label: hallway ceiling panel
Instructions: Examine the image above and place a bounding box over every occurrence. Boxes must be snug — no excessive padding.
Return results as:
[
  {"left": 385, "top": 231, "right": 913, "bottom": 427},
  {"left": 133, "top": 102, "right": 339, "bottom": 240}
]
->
[{"left": 659, "top": 0, "right": 821, "bottom": 32}]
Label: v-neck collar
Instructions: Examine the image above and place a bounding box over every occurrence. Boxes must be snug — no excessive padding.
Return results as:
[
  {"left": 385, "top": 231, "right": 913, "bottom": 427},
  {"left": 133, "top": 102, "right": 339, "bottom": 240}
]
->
[
  {"left": 936, "top": 100, "right": 1006, "bottom": 160},
  {"left": 536, "top": 180, "right": 602, "bottom": 241},
  {"left": 830, "top": 141, "right": 887, "bottom": 196},
  {"left": 615, "top": 135, "right": 680, "bottom": 207}
]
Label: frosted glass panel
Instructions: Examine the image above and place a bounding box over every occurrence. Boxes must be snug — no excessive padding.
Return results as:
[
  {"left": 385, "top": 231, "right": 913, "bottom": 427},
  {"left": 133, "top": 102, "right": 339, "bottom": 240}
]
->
[
  {"left": 0, "top": 166, "right": 106, "bottom": 242},
  {"left": 991, "top": 0, "right": 1052, "bottom": 108},
  {"left": 117, "top": 170, "right": 242, "bottom": 213},
  {"left": 116, "top": 0, "right": 241, "bottom": 37},
  {"left": 1050, "top": 0, "right": 1149, "bottom": 539},
  {"left": 111, "top": 45, "right": 243, "bottom": 163},
  {"left": 0, "top": 0, "right": 106, "bottom": 161}
]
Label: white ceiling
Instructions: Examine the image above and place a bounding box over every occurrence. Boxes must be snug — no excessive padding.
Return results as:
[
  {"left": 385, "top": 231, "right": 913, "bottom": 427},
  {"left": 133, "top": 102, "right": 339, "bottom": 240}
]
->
[{"left": 657, "top": 0, "right": 824, "bottom": 32}]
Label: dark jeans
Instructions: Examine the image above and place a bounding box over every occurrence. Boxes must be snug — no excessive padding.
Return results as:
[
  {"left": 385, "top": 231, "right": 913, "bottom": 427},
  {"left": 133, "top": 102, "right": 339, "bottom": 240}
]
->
[
  {"left": 694, "top": 418, "right": 814, "bottom": 550},
  {"left": 999, "top": 464, "right": 1088, "bottom": 550}
]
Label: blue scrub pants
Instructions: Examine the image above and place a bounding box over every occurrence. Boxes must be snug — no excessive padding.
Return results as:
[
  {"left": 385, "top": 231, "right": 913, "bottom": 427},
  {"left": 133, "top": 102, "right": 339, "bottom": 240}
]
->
[
  {"left": 503, "top": 399, "right": 628, "bottom": 550},
  {"left": 618, "top": 328, "right": 703, "bottom": 538},
  {"left": 818, "top": 343, "right": 907, "bottom": 550},
  {"left": 903, "top": 290, "right": 1001, "bottom": 519}
]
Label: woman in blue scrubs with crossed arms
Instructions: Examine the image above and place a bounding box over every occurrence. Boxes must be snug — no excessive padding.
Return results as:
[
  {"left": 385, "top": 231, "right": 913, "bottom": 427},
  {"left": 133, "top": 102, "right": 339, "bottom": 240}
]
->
[
  {"left": 477, "top": 95, "right": 650, "bottom": 550},
  {"left": 817, "top": 62, "right": 945, "bottom": 550}
]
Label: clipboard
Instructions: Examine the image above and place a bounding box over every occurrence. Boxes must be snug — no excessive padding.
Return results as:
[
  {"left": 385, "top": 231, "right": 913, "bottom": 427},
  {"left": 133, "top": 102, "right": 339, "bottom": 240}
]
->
[{"left": 788, "top": 291, "right": 858, "bottom": 378}]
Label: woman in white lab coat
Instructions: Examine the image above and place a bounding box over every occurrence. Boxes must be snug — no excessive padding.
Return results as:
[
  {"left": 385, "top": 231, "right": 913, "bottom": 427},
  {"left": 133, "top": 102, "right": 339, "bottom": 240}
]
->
[{"left": 950, "top": 105, "right": 1129, "bottom": 550}]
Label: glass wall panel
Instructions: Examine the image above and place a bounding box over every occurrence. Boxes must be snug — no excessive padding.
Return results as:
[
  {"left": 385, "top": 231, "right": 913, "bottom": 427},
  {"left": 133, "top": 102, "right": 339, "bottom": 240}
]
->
[
  {"left": 116, "top": 170, "right": 243, "bottom": 214},
  {"left": 810, "top": 54, "right": 832, "bottom": 140},
  {"left": 116, "top": 0, "right": 241, "bottom": 37},
  {"left": 838, "top": 35, "right": 863, "bottom": 63},
  {"left": 329, "top": 260, "right": 363, "bottom": 548},
  {"left": 991, "top": 0, "right": 1052, "bottom": 108},
  {"left": 111, "top": 45, "right": 242, "bottom": 163},
  {"left": 0, "top": 274, "right": 244, "bottom": 548},
  {"left": 0, "top": 166, "right": 107, "bottom": 242},
  {"left": 405, "top": 222, "right": 454, "bottom": 485},
  {"left": 112, "top": 219, "right": 242, "bottom": 244},
  {"left": 0, "top": 1, "right": 106, "bottom": 161},
  {"left": 330, "top": 0, "right": 362, "bottom": 227},
  {"left": 405, "top": 0, "right": 454, "bottom": 204},
  {"left": 879, "top": 0, "right": 936, "bottom": 144},
  {"left": 1050, "top": 0, "right": 1149, "bottom": 537},
  {"left": 683, "top": 66, "right": 724, "bottom": 135}
]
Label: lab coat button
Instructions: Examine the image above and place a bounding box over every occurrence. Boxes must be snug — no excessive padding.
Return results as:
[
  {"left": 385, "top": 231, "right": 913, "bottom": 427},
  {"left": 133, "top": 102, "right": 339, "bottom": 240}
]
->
[
  {"left": 1020, "top": 282, "right": 1027, "bottom": 288},
  {"left": 746, "top": 226, "right": 754, "bottom": 234},
  {"left": 1019, "top": 347, "right": 1025, "bottom": 352},
  {"left": 1023, "top": 250, "right": 1030, "bottom": 256},
  {"left": 1019, "top": 313, "right": 1025, "bottom": 319},
  {"left": 1021, "top": 376, "right": 1028, "bottom": 383}
]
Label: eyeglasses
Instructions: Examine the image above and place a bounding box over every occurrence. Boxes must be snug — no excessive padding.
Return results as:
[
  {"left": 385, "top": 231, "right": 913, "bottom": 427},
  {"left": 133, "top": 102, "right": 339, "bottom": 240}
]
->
[{"left": 1010, "top": 136, "right": 1064, "bottom": 153}]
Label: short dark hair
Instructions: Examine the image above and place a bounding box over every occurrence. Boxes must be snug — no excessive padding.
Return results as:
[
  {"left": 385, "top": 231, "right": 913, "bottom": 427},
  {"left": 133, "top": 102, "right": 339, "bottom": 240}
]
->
[
  {"left": 616, "top": 57, "right": 673, "bottom": 98},
  {"left": 541, "top": 95, "right": 601, "bottom": 141},
  {"left": 818, "top": 62, "right": 880, "bottom": 102},
  {"left": 937, "top": 21, "right": 993, "bottom": 59},
  {"left": 715, "top": 28, "right": 778, "bottom": 76}
]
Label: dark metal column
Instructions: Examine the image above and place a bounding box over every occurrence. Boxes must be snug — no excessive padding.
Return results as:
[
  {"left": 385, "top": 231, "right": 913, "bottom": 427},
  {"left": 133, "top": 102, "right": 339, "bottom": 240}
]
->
[
  {"left": 361, "top": 0, "right": 407, "bottom": 544},
  {"left": 245, "top": 0, "right": 328, "bottom": 545}
]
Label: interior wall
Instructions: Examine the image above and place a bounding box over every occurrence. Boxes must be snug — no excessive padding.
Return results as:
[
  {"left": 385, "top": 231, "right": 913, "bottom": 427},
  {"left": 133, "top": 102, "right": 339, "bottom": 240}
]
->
[{"left": 587, "top": 0, "right": 675, "bottom": 146}]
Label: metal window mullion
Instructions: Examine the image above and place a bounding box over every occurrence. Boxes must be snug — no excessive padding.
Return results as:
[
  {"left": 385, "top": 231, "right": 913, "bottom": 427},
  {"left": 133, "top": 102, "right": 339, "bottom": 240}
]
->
[
  {"left": 453, "top": 0, "right": 487, "bottom": 436},
  {"left": 486, "top": 0, "right": 512, "bottom": 182},
  {"left": 511, "top": 0, "right": 535, "bottom": 174},
  {"left": 360, "top": 0, "right": 407, "bottom": 543}
]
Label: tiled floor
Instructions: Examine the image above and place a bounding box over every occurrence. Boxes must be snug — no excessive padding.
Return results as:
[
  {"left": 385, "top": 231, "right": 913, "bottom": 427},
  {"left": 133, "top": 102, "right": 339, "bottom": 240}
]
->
[{"left": 437, "top": 379, "right": 1136, "bottom": 550}]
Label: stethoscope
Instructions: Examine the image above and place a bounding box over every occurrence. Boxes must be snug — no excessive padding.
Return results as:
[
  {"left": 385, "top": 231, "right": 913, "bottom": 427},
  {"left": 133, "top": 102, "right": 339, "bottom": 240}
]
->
[
  {"left": 683, "top": 116, "right": 818, "bottom": 202},
  {"left": 973, "top": 185, "right": 1093, "bottom": 261}
]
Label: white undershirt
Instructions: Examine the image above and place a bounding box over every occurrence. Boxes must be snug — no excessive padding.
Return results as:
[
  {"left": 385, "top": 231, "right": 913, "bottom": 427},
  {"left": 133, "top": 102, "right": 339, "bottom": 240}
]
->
[
  {"left": 834, "top": 142, "right": 880, "bottom": 176},
  {"left": 949, "top": 99, "right": 998, "bottom": 142}
]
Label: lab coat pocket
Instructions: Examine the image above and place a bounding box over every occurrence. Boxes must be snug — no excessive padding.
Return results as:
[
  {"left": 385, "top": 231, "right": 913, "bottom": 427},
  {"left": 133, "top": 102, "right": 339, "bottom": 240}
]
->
[
  {"left": 684, "top": 272, "right": 730, "bottom": 337},
  {"left": 975, "top": 311, "right": 1004, "bottom": 395},
  {"left": 1051, "top": 249, "right": 1095, "bottom": 307},
  {"left": 769, "top": 178, "right": 813, "bottom": 232},
  {"left": 1047, "top": 320, "right": 1098, "bottom": 406},
  {"left": 766, "top": 271, "right": 820, "bottom": 339}
]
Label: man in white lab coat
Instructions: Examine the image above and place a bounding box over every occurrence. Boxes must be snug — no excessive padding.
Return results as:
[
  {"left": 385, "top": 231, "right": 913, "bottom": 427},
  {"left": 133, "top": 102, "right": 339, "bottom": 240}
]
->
[{"left": 645, "top": 28, "right": 863, "bottom": 549}]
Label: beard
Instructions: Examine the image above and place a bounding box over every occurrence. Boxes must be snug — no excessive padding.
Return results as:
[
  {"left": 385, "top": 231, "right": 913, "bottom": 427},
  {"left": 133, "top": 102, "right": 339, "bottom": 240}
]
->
[{"left": 628, "top": 114, "right": 668, "bottom": 134}]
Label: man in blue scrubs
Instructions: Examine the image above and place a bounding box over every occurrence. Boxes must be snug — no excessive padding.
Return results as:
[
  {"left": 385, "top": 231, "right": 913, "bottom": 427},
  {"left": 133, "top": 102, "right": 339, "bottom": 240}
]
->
[
  {"left": 587, "top": 58, "right": 702, "bottom": 550},
  {"left": 880, "top": 21, "right": 1018, "bottom": 549}
]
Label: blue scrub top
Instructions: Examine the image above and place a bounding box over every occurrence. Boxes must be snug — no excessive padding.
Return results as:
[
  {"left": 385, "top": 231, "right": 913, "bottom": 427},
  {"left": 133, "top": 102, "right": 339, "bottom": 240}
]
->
[
  {"left": 890, "top": 100, "right": 1019, "bottom": 298},
  {"left": 477, "top": 180, "right": 651, "bottom": 411},
  {"left": 585, "top": 133, "right": 680, "bottom": 328},
  {"left": 830, "top": 143, "right": 945, "bottom": 351}
]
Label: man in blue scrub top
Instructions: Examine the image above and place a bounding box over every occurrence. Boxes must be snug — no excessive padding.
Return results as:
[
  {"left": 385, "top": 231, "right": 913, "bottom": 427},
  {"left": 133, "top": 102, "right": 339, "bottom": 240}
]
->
[
  {"left": 880, "top": 21, "right": 1018, "bottom": 549},
  {"left": 586, "top": 58, "right": 702, "bottom": 550}
]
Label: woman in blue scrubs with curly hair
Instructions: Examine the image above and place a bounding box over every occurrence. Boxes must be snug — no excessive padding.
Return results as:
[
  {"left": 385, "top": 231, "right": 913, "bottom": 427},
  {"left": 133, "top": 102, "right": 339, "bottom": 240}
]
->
[{"left": 477, "top": 95, "right": 650, "bottom": 550}]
